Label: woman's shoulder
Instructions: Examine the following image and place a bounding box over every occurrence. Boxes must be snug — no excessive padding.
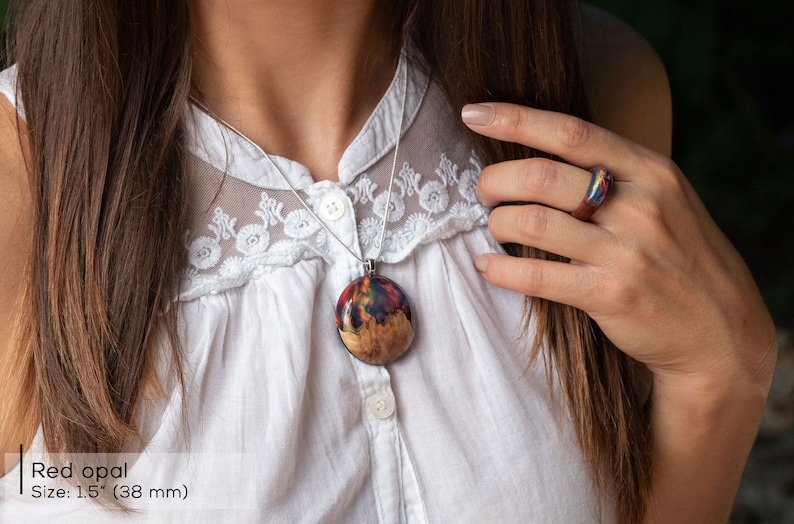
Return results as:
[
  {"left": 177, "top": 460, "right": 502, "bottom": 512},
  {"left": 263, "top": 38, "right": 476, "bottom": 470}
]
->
[
  {"left": 0, "top": 77, "right": 31, "bottom": 246},
  {"left": 0, "top": 88, "right": 30, "bottom": 265},
  {"left": 0, "top": 76, "right": 32, "bottom": 312},
  {"left": 577, "top": 4, "right": 672, "bottom": 155},
  {"left": 0, "top": 76, "right": 35, "bottom": 477},
  {"left": 0, "top": 65, "right": 28, "bottom": 212}
]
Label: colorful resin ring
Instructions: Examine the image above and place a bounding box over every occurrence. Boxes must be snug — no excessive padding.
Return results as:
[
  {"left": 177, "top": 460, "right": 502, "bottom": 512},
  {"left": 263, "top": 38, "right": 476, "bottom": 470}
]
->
[{"left": 571, "top": 166, "right": 613, "bottom": 221}]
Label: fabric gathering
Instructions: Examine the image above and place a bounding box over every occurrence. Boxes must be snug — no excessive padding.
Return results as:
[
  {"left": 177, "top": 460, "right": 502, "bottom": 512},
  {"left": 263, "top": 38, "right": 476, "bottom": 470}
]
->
[{"left": 0, "top": 55, "right": 607, "bottom": 523}]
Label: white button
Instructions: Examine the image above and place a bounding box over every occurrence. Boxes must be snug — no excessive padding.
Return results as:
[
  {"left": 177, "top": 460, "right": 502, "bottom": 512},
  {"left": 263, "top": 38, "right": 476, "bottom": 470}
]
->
[
  {"left": 319, "top": 194, "right": 346, "bottom": 221},
  {"left": 367, "top": 392, "right": 396, "bottom": 420}
]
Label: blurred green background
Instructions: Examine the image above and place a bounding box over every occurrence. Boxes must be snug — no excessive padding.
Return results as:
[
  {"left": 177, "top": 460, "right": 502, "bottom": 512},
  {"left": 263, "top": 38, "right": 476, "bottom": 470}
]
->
[
  {"left": 589, "top": 0, "right": 794, "bottom": 335},
  {"left": 2, "top": 0, "right": 792, "bottom": 522},
  {"left": 582, "top": 3, "right": 794, "bottom": 518}
]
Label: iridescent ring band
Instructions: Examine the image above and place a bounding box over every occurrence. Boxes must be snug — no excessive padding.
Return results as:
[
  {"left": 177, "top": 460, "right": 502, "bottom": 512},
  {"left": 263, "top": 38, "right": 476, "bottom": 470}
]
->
[{"left": 571, "top": 166, "right": 613, "bottom": 221}]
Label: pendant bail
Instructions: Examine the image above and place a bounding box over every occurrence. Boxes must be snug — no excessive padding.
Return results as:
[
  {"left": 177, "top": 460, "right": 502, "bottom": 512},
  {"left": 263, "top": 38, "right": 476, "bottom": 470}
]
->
[{"left": 364, "top": 258, "right": 377, "bottom": 276}]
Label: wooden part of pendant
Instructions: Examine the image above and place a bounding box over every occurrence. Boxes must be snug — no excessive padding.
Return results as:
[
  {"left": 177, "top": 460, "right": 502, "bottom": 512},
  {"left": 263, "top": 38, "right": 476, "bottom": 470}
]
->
[{"left": 335, "top": 275, "right": 414, "bottom": 365}]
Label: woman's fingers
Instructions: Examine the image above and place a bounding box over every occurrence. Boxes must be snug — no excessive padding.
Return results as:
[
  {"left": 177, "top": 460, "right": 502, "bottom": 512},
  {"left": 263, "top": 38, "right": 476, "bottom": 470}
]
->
[
  {"left": 474, "top": 253, "right": 594, "bottom": 311},
  {"left": 463, "top": 99, "right": 776, "bottom": 390},
  {"left": 477, "top": 157, "right": 590, "bottom": 210},
  {"left": 487, "top": 204, "right": 610, "bottom": 265},
  {"left": 462, "top": 102, "right": 650, "bottom": 178}
]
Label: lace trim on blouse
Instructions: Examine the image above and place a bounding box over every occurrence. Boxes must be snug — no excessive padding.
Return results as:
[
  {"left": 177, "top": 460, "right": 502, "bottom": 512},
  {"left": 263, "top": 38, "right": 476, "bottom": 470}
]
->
[
  {"left": 181, "top": 153, "right": 488, "bottom": 301},
  {"left": 179, "top": 58, "right": 489, "bottom": 301}
]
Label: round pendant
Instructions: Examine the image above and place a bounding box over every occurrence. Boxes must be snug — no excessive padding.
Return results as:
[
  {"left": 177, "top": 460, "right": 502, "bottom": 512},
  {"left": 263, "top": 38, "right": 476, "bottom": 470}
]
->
[{"left": 334, "top": 275, "right": 414, "bottom": 365}]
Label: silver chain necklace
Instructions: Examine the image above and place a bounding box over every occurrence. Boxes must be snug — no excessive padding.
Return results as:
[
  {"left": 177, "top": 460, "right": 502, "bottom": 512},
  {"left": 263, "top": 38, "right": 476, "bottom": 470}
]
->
[{"left": 191, "top": 60, "right": 414, "bottom": 366}]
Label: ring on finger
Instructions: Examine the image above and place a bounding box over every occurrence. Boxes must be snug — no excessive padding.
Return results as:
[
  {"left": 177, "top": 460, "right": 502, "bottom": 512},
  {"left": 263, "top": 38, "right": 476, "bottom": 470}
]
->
[{"left": 570, "top": 166, "right": 613, "bottom": 221}]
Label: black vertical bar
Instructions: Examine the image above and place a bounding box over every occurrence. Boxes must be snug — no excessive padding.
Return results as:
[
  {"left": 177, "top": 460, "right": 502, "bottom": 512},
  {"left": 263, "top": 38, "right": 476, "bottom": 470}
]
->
[{"left": 19, "top": 444, "right": 23, "bottom": 495}]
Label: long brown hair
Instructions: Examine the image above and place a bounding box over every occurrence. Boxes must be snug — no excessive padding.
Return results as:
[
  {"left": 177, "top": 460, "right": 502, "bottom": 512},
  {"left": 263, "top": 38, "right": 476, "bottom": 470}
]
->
[
  {"left": 10, "top": 0, "right": 191, "bottom": 453},
  {"left": 400, "top": 3, "right": 654, "bottom": 522},
  {"left": 9, "top": 0, "right": 650, "bottom": 521}
]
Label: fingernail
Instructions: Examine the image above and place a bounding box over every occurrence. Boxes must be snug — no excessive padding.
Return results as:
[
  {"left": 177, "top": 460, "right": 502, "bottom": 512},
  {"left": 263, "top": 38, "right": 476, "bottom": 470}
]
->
[
  {"left": 461, "top": 104, "right": 495, "bottom": 127},
  {"left": 474, "top": 255, "right": 489, "bottom": 273}
]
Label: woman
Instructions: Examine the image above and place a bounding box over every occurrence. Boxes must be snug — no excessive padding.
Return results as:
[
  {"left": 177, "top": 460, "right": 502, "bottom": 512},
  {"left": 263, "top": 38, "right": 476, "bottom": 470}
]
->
[{"left": 0, "top": 0, "right": 776, "bottom": 522}]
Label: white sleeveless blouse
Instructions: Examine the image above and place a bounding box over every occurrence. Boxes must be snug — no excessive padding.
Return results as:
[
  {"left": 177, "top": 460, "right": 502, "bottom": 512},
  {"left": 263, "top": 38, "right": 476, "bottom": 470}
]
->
[{"left": 0, "top": 58, "right": 611, "bottom": 523}]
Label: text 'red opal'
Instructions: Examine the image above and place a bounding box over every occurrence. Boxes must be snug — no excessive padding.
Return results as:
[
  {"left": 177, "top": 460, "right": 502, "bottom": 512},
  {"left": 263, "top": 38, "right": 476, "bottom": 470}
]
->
[{"left": 334, "top": 275, "right": 414, "bottom": 365}]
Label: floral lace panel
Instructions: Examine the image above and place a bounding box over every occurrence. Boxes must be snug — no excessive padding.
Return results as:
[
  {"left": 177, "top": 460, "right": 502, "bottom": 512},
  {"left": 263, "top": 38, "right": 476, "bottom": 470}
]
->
[
  {"left": 180, "top": 82, "right": 490, "bottom": 301},
  {"left": 344, "top": 153, "right": 487, "bottom": 261}
]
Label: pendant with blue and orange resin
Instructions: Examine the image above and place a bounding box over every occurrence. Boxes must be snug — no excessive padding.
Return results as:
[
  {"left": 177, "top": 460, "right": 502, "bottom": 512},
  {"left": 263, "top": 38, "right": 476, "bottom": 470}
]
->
[{"left": 334, "top": 259, "right": 414, "bottom": 365}]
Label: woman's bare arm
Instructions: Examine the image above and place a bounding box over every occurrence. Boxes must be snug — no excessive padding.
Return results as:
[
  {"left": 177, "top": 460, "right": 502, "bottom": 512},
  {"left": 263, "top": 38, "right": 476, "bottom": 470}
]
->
[
  {"left": 0, "top": 94, "right": 36, "bottom": 477},
  {"left": 578, "top": 11, "right": 775, "bottom": 519},
  {"left": 464, "top": 6, "right": 776, "bottom": 522}
]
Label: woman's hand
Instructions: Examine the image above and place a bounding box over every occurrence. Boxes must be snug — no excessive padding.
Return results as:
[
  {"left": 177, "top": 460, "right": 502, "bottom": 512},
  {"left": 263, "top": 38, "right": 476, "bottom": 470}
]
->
[
  {"left": 462, "top": 102, "right": 777, "bottom": 522},
  {"left": 462, "top": 102, "right": 775, "bottom": 390}
]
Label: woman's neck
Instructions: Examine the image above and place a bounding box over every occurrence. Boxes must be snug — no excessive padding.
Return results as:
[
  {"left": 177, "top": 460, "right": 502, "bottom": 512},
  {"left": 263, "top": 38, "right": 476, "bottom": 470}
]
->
[{"left": 189, "top": 0, "right": 399, "bottom": 181}]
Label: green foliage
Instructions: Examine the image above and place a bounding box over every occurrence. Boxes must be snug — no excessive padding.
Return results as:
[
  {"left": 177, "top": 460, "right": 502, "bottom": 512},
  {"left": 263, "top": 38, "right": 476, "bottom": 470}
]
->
[{"left": 589, "top": 0, "right": 794, "bottom": 328}]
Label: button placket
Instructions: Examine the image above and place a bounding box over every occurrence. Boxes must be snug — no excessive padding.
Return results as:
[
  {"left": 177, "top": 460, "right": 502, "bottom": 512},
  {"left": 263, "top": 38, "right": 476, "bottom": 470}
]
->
[
  {"left": 367, "top": 391, "right": 396, "bottom": 420},
  {"left": 319, "top": 193, "right": 346, "bottom": 221},
  {"left": 305, "top": 187, "right": 361, "bottom": 281},
  {"left": 351, "top": 361, "right": 404, "bottom": 523}
]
